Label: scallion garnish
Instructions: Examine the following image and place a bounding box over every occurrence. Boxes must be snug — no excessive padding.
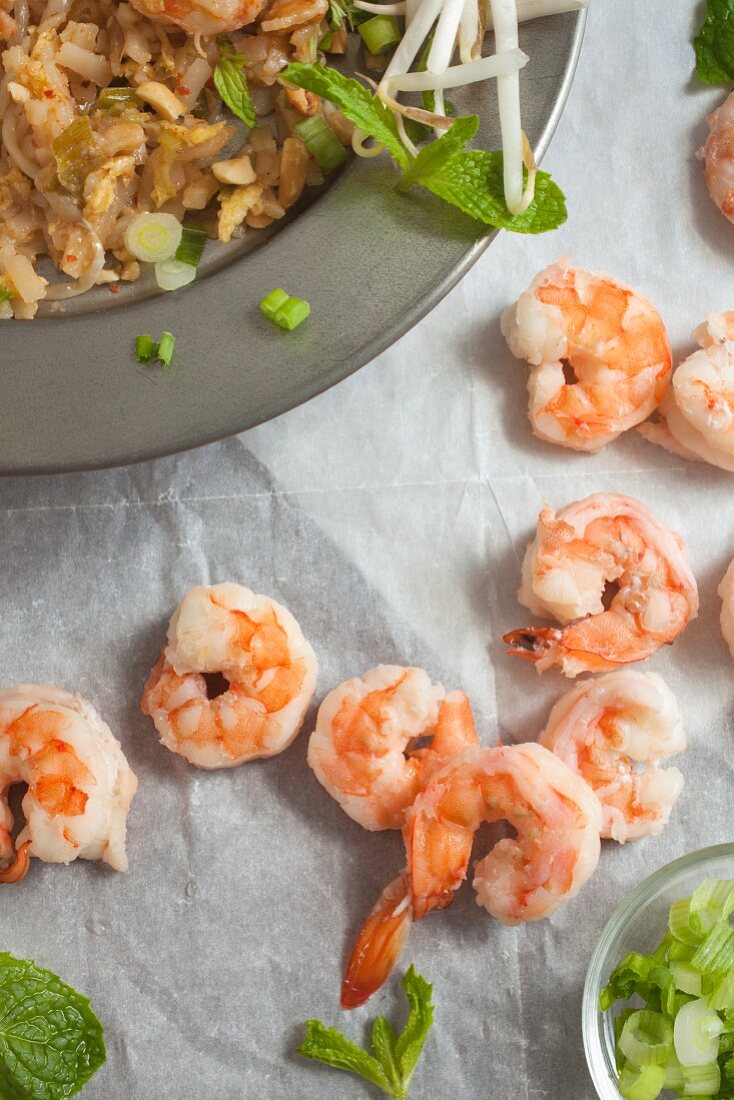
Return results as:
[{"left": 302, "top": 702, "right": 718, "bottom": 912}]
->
[
  {"left": 125, "top": 212, "right": 183, "bottom": 265},
  {"left": 157, "top": 331, "right": 175, "bottom": 367},
  {"left": 358, "top": 13, "right": 402, "bottom": 55},
  {"left": 0, "top": 283, "right": 11, "bottom": 304},
  {"left": 135, "top": 331, "right": 176, "bottom": 366},
  {"left": 601, "top": 878, "right": 734, "bottom": 1100},
  {"left": 259, "top": 288, "right": 310, "bottom": 331},
  {"left": 155, "top": 259, "right": 197, "bottom": 292},
  {"left": 293, "top": 115, "right": 347, "bottom": 174},
  {"left": 52, "top": 116, "right": 101, "bottom": 195},
  {"left": 96, "top": 86, "right": 141, "bottom": 114},
  {"left": 175, "top": 224, "right": 207, "bottom": 268}
]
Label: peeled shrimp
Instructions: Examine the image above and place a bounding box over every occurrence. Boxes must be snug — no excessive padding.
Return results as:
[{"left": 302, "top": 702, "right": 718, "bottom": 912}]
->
[
  {"left": 0, "top": 685, "right": 137, "bottom": 882},
  {"left": 501, "top": 259, "right": 672, "bottom": 452},
  {"left": 639, "top": 313, "right": 734, "bottom": 472},
  {"left": 718, "top": 558, "right": 734, "bottom": 659},
  {"left": 702, "top": 91, "right": 734, "bottom": 225},
  {"left": 538, "top": 671, "right": 685, "bottom": 843},
  {"left": 130, "top": 0, "right": 266, "bottom": 35},
  {"left": 307, "top": 667, "right": 478, "bottom": 830},
  {"left": 142, "top": 583, "right": 318, "bottom": 769},
  {"left": 503, "top": 493, "right": 698, "bottom": 677},
  {"left": 342, "top": 741, "right": 602, "bottom": 1007}
]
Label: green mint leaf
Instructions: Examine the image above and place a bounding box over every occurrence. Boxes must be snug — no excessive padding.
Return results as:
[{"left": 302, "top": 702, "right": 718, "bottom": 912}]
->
[
  {"left": 298, "top": 1020, "right": 395, "bottom": 1095},
  {"left": 393, "top": 966, "right": 435, "bottom": 1089},
  {"left": 400, "top": 115, "right": 479, "bottom": 188},
  {"left": 406, "top": 144, "right": 567, "bottom": 234},
  {"left": 282, "top": 63, "right": 410, "bottom": 169},
  {"left": 0, "top": 953, "right": 106, "bottom": 1100},
  {"left": 371, "top": 1016, "right": 402, "bottom": 1090},
  {"left": 694, "top": 0, "right": 734, "bottom": 83},
  {"left": 214, "top": 55, "right": 256, "bottom": 128}
]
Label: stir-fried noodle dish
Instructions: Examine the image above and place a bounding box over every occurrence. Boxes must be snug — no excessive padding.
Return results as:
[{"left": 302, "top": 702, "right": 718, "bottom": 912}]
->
[{"left": 0, "top": 0, "right": 583, "bottom": 318}]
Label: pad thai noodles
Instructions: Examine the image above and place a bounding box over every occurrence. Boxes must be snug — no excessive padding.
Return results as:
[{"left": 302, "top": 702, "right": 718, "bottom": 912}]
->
[{"left": 0, "top": 0, "right": 584, "bottom": 318}]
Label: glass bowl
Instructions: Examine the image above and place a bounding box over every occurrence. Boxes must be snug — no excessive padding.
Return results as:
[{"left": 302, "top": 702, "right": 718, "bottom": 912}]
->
[{"left": 583, "top": 843, "right": 734, "bottom": 1099}]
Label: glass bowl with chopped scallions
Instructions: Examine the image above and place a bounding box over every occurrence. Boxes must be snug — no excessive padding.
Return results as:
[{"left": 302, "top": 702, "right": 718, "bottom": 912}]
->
[{"left": 584, "top": 845, "right": 734, "bottom": 1100}]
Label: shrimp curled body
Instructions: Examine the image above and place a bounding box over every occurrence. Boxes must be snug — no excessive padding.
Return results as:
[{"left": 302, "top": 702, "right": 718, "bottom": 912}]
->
[
  {"left": 142, "top": 583, "right": 318, "bottom": 769},
  {"left": 0, "top": 685, "right": 137, "bottom": 882},
  {"left": 130, "top": 0, "right": 266, "bottom": 35},
  {"left": 718, "top": 558, "right": 734, "bottom": 659},
  {"left": 539, "top": 670, "right": 685, "bottom": 843},
  {"left": 640, "top": 313, "right": 734, "bottom": 472},
  {"left": 501, "top": 259, "right": 672, "bottom": 452},
  {"left": 342, "top": 741, "right": 602, "bottom": 1007},
  {"left": 503, "top": 493, "right": 699, "bottom": 677},
  {"left": 307, "top": 667, "right": 478, "bottom": 831},
  {"left": 703, "top": 92, "right": 734, "bottom": 225}
]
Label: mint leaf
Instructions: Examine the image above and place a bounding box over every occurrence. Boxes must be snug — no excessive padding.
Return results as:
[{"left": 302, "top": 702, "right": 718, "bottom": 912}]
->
[
  {"left": 298, "top": 967, "right": 435, "bottom": 1098},
  {"left": 0, "top": 953, "right": 106, "bottom": 1100},
  {"left": 405, "top": 142, "right": 567, "bottom": 233},
  {"left": 298, "top": 1020, "right": 394, "bottom": 1093},
  {"left": 695, "top": 0, "right": 734, "bottom": 83},
  {"left": 282, "top": 63, "right": 410, "bottom": 169},
  {"left": 393, "top": 966, "right": 434, "bottom": 1089},
  {"left": 214, "top": 52, "right": 256, "bottom": 128},
  {"left": 400, "top": 115, "right": 479, "bottom": 188},
  {"left": 371, "top": 1016, "right": 401, "bottom": 1091}
]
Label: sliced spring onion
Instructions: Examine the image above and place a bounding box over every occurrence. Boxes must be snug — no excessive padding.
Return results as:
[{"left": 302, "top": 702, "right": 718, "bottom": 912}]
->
[
  {"left": 619, "top": 1010, "right": 672, "bottom": 1067},
  {"left": 672, "top": 962, "right": 704, "bottom": 997},
  {"left": 175, "top": 224, "right": 207, "bottom": 268},
  {"left": 0, "top": 283, "right": 11, "bottom": 304},
  {"left": 691, "top": 880, "right": 734, "bottom": 937},
  {"left": 154, "top": 259, "right": 197, "bottom": 292},
  {"left": 135, "top": 334, "right": 158, "bottom": 363},
  {"left": 358, "top": 13, "right": 402, "bottom": 53},
  {"left": 662, "top": 1051, "right": 685, "bottom": 1090},
  {"left": 125, "top": 213, "right": 182, "bottom": 264},
  {"left": 711, "top": 969, "right": 734, "bottom": 1012},
  {"left": 293, "top": 115, "right": 347, "bottom": 173},
  {"left": 259, "top": 288, "right": 310, "bottom": 331},
  {"left": 681, "top": 1060, "right": 721, "bottom": 1096},
  {"left": 670, "top": 897, "right": 704, "bottom": 947},
  {"left": 691, "top": 922, "right": 734, "bottom": 978},
  {"left": 674, "top": 999, "right": 723, "bottom": 1066},
  {"left": 600, "top": 953, "right": 653, "bottom": 1013},
  {"left": 157, "top": 331, "right": 175, "bottom": 367},
  {"left": 617, "top": 1062, "right": 666, "bottom": 1100},
  {"left": 96, "top": 86, "right": 141, "bottom": 114},
  {"left": 52, "top": 116, "right": 101, "bottom": 195}
]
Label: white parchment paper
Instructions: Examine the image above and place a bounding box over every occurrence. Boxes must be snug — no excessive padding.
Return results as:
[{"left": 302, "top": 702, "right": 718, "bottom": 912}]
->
[{"left": 2, "top": 2, "right": 733, "bottom": 1097}]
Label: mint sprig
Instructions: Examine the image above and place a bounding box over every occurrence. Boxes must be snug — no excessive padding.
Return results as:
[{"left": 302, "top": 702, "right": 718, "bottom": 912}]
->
[
  {"left": 281, "top": 62, "right": 567, "bottom": 234},
  {"left": 695, "top": 0, "right": 734, "bottom": 83},
  {"left": 298, "top": 966, "right": 435, "bottom": 1099},
  {"left": 0, "top": 953, "right": 106, "bottom": 1100},
  {"left": 214, "top": 39, "right": 256, "bottom": 128}
]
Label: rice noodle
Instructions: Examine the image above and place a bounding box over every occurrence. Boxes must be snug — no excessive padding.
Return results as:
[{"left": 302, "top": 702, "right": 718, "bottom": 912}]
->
[
  {"left": 2, "top": 103, "right": 38, "bottom": 179},
  {"left": 44, "top": 221, "right": 105, "bottom": 299}
]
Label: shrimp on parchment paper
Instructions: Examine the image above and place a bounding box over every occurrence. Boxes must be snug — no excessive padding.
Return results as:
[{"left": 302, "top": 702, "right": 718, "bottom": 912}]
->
[
  {"left": 539, "top": 670, "right": 685, "bottom": 843},
  {"left": 503, "top": 493, "right": 698, "bottom": 677},
  {"left": 308, "top": 668, "right": 478, "bottom": 830},
  {"left": 502, "top": 259, "right": 671, "bottom": 452},
  {"left": 341, "top": 739, "right": 602, "bottom": 1007},
  {"left": 0, "top": 685, "right": 137, "bottom": 883},
  {"left": 142, "top": 582, "right": 318, "bottom": 769}
]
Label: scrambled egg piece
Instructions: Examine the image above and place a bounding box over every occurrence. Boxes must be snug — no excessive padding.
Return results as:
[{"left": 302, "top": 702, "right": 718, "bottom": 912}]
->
[{"left": 217, "top": 183, "right": 263, "bottom": 243}]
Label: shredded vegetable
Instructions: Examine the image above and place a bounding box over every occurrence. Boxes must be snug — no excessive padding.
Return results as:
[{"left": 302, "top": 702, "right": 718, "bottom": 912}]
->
[{"left": 601, "top": 878, "right": 734, "bottom": 1100}]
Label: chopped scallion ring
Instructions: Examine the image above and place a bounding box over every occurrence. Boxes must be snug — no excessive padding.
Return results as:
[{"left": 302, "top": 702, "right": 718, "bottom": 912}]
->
[
  {"left": 135, "top": 334, "right": 158, "bottom": 364},
  {"left": 157, "top": 332, "right": 175, "bottom": 367},
  {"left": 125, "top": 213, "right": 183, "bottom": 264},
  {"left": 617, "top": 1062, "right": 666, "bottom": 1100},
  {"left": 293, "top": 115, "right": 347, "bottom": 174},
  {"left": 155, "top": 259, "right": 197, "bottom": 292},
  {"left": 358, "top": 13, "right": 402, "bottom": 54},
  {"left": 175, "top": 224, "right": 207, "bottom": 268},
  {"left": 259, "top": 288, "right": 310, "bottom": 331}
]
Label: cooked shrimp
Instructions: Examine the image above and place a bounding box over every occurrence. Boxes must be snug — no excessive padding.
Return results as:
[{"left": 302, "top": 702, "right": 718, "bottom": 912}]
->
[
  {"left": 307, "top": 668, "right": 478, "bottom": 830},
  {"left": 718, "top": 558, "right": 734, "bottom": 659},
  {"left": 130, "top": 0, "right": 266, "bottom": 35},
  {"left": 702, "top": 91, "right": 734, "bottom": 225},
  {"left": 342, "top": 741, "right": 602, "bottom": 1007},
  {"left": 0, "top": 685, "right": 137, "bottom": 882},
  {"left": 501, "top": 259, "right": 672, "bottom": 452},
  {"left": 538, "top": 671, "right": 685, "bottom": 843},
  {"left": 503, "top": 493, "right": 698, "bottom": 677},
  {"left": 639, "top": 313, "right": 734, "bottom": 472},
  {"left": 142, "top": 582, "right": 318, "bottom": 769}
]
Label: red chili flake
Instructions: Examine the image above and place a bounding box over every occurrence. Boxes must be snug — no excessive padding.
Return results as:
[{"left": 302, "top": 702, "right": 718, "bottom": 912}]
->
[
  {"left": 43, "top": 89, "right": 54, "bottom": 99},
  {"left": 108, "top": 283, "right": 119, "bottom": 294},
  {"left": 66, "top": 254, "right": 77, "bottom": 262},
  {"left": 176, "top": 83, "right": 190, "bottom": 96}
]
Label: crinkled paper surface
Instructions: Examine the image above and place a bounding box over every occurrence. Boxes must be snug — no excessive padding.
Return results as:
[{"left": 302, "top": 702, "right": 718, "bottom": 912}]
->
[{"left": 1, "top": 2, "right": 732, "bottom": 1097}]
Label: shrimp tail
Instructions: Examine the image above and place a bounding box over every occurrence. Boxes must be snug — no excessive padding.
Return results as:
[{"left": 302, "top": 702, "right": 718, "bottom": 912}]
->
[
  {"left": 503, "top": 626, "right": 562, "bottom": 664},
  {"left": 341, "top": 874, "right": 413, "bottom": 1009},
  {"left": 0, "top": 840, "right": 30, "bottom": 884}
]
